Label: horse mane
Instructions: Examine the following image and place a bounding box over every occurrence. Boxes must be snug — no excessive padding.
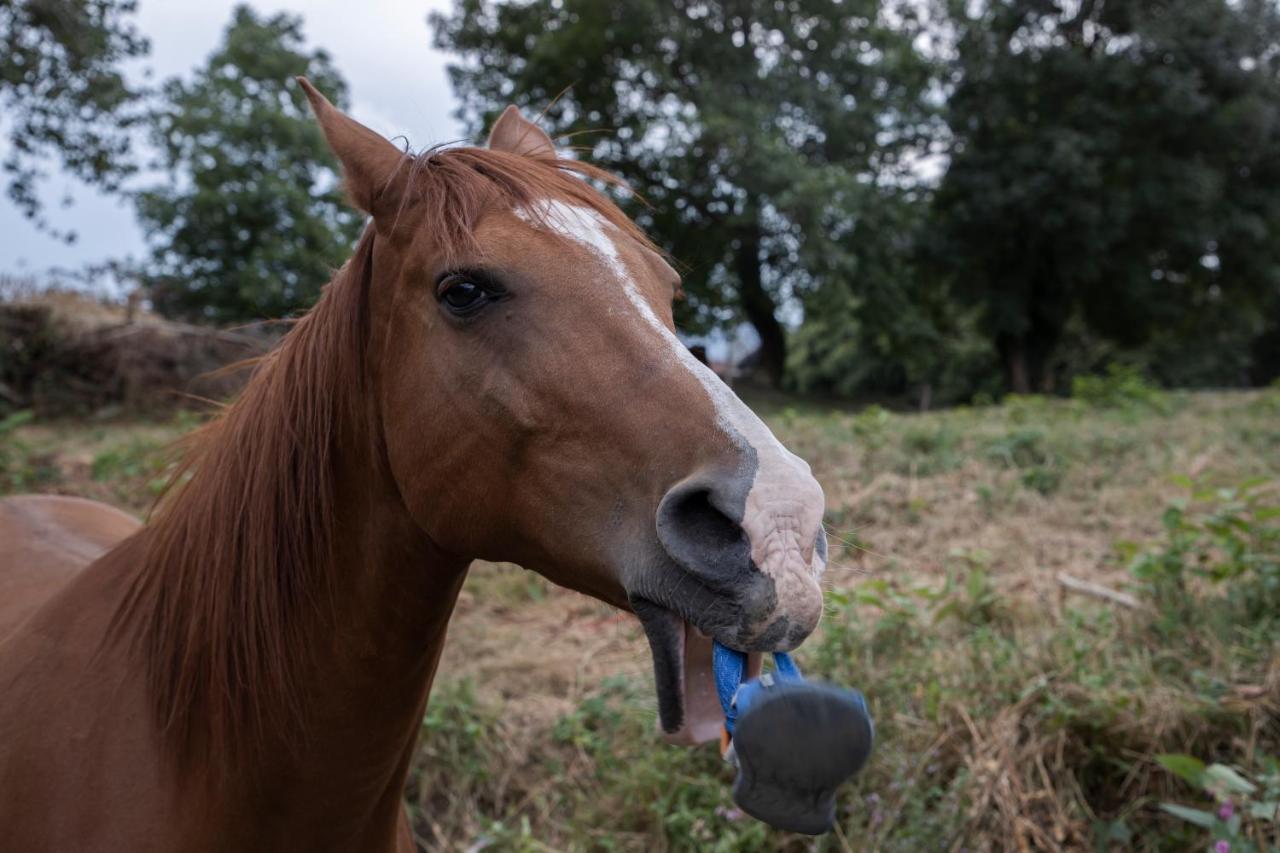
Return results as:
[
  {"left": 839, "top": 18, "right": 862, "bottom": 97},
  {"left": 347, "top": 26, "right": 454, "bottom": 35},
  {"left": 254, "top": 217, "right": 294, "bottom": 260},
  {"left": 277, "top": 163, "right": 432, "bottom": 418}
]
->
[{"left": 113, "top": 143, "right": 655, "bottom": 771}]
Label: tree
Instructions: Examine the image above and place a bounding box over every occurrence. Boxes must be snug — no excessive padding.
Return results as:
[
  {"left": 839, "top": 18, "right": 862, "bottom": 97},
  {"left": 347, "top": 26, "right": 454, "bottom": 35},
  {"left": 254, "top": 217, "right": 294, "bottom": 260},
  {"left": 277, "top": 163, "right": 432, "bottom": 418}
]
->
[
  {"left": 0, "top": 0, "right": 149, "bottom": 239},
  {"left": 135, "top": 5, "right": 362, "bottom": 324},
  {"left": 432, "top": 0, "right": 935, "bottom": 386},
  {"left": 931, "top": 0, "right": 1280, "bottom": 393}
]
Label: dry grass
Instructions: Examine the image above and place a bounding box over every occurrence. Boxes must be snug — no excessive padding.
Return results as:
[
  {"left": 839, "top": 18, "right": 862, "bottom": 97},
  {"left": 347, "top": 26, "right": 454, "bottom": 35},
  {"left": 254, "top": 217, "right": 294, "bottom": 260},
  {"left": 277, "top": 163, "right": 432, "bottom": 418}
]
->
[{"left": 3, "top": 386, "right": 1278, "bottom": 850}]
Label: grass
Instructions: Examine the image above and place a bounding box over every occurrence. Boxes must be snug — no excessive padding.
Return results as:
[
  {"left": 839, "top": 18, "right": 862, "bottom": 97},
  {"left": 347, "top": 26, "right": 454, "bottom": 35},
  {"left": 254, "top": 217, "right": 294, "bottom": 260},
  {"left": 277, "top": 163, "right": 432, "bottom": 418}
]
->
[{"left": 2, "top": 383, "right": 1278, "bottom": 850}]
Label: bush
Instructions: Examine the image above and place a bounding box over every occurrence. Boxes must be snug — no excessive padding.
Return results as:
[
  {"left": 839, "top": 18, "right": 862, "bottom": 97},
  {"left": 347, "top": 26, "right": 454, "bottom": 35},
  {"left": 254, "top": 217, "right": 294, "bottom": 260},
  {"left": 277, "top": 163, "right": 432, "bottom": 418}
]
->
[{"left": 1072, "top": 363, "right": 1168, "bottom": 412}]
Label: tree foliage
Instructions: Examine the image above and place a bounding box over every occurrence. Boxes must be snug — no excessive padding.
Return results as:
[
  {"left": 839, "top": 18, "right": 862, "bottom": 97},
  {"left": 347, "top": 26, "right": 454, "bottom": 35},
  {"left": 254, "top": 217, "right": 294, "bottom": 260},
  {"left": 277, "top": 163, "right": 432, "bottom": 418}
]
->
[
  {"left": 932, "top": 0, "right": 1280, "bottom": 392},
  {"left": 432, "top": 0, "right": 937, "bottom": 386},
  {"left": 0, "top": 0, "right": 149, "bottom": 239},
  {"left": 135, "top": 5, "right": 362, "bottom": 324}
]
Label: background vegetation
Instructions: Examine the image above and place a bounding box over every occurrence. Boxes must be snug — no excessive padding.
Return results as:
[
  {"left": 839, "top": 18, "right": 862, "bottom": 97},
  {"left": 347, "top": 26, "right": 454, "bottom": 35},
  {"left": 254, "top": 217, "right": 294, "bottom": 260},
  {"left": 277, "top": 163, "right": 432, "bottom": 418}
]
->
[{"left": 5, "top": 0, "right": 1280, "bottom": 402}]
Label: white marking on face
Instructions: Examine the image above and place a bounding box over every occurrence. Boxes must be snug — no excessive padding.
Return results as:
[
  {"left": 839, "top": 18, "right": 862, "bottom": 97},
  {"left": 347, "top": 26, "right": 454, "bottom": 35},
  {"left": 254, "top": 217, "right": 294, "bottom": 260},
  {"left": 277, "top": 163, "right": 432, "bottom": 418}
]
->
[{"left": 518, "top": 201, "right": 828, "bottom": 637}]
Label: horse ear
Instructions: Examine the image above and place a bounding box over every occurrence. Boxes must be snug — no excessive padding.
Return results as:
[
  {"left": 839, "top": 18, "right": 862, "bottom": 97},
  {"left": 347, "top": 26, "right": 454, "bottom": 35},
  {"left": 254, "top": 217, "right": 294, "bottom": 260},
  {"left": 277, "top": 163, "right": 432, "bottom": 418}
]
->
[
  {"left": 297, "top": 77, "right": 404, "bottom": 215},
  {"left": 487, "top": 106, "right": 556, "bottom": 159}
]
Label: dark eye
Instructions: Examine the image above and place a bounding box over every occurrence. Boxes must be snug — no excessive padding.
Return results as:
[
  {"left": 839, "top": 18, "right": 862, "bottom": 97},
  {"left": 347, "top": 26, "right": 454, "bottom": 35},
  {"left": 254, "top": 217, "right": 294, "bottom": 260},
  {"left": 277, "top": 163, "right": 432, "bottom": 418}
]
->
[{"left": 436, "top": 272, "right": 501, "bottom": 318}]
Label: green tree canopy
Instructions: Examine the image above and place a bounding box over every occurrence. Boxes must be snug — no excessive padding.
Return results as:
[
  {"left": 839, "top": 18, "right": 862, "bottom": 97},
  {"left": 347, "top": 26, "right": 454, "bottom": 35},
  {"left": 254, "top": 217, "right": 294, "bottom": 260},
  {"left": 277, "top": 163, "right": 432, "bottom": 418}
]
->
[
  {"left": 0, "top": 0, "right": 149, "bottom": 239},
  {"left": 135, "top": 5, "right": 362, "bottom": 324},
  {"left": 432, "top": 0, "right": 936, "bottom": 386},
  {"left": 931, "top": 0, "right": 1280, "bottom": 392}
]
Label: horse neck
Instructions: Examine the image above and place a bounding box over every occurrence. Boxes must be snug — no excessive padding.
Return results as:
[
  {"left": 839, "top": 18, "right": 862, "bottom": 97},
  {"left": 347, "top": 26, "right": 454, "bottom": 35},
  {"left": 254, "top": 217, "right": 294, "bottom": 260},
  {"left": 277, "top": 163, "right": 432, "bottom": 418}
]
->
[
  {"left": 121, "top": 325, "right": 469, "bottom": 844},
  {"left": 158, "top": 438, "right": 472, "bottom": 850},
  {"left": 229, "top": 448, "right": 468, "bottom": 847}
]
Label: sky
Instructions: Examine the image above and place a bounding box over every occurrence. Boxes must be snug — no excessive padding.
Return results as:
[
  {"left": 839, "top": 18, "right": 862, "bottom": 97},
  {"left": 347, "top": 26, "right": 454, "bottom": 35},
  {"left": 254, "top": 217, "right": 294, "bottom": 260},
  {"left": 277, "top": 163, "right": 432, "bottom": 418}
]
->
[{"left": 0, "top": 0, "right": 466, "bottom": 281}]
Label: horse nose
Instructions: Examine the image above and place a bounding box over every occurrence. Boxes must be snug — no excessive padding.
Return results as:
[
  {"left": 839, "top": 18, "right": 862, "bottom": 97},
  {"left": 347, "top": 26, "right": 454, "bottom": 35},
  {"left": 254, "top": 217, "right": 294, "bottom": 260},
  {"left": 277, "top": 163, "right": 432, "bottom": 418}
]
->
[
  {"left": 655, "top": 474, "right": 754, "bottom": 591},
  {"left": 655, "top": 465, "right": 828, "bottom": 651}
]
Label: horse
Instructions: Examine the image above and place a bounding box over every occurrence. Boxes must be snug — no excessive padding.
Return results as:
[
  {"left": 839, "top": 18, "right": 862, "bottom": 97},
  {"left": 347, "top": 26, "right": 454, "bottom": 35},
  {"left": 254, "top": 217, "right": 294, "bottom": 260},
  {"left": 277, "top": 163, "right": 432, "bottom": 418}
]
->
[{"left": 0, "top": 79, "right": 828, "bottom": 852}]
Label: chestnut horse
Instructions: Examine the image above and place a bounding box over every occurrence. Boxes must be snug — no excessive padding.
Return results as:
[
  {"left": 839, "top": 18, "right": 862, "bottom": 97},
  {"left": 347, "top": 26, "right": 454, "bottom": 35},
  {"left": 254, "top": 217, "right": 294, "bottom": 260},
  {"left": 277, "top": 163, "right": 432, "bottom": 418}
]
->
[{"left": 0, "top": 80, "right": 827, "bottom": 852}]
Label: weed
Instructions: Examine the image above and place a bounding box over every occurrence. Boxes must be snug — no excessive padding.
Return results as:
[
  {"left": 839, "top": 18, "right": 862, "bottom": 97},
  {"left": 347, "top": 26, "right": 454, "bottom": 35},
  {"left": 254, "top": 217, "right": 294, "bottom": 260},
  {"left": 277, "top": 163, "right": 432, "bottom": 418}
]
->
[
  {"left": 1020, "top": 464, "right": 1062, "bottom": 495},
  {"left": 899, "top": 423, "right": 961, "bottom": 475},
  {"left": 1157, "top": 754, "right": 1280, "bottom": 852},
  {"left": 851, "top": 404, "right": 893, "bottom": 449},
  {"left": 1123, "top": 476, "right": 1280, "bottom": 635},
  {"left": 984, "top": 427, "right": 1051, "bottom": 468}
]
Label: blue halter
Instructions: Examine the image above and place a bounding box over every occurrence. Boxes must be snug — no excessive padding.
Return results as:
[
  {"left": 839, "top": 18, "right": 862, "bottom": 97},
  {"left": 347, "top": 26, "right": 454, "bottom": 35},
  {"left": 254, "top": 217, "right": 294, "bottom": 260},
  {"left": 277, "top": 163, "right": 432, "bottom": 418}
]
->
[{"left": 712, "top": 642, "right": 803, "bottom": 736}]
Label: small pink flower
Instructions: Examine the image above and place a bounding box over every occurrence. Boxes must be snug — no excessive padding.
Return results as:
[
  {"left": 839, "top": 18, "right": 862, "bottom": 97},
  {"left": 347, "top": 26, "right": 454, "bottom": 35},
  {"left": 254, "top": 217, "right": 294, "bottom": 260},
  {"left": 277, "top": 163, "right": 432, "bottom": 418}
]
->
[
  {"left": 715, "top": 805, "right": 744, "bottom": 822},
  {"left": 1214, "top": 840, "right": 1230, "bottom": 853},
  {"left": 1217, "top": 800, "right": 1234, "bottom": 821}
]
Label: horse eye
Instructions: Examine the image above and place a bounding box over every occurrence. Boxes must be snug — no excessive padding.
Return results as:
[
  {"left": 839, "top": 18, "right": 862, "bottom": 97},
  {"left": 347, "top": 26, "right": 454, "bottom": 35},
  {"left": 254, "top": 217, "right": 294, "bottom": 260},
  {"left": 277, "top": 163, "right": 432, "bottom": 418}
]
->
[{"left": 437, "top": 275, "right": 493, "bottom": 317}]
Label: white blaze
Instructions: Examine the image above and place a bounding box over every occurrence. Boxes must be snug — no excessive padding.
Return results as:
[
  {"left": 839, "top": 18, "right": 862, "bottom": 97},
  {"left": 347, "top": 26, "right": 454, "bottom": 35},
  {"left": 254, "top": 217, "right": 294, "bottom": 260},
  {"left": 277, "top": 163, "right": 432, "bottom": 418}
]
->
[{"left": 517, "top": 201, "right": 827, "bottom": 632}]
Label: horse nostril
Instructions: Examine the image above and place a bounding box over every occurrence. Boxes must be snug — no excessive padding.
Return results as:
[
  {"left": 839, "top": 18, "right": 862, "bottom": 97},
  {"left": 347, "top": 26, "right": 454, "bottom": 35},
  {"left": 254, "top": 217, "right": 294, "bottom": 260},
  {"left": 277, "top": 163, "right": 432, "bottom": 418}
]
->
[{"left": 656, "top": 478, "right": 751, "bottom": 586}]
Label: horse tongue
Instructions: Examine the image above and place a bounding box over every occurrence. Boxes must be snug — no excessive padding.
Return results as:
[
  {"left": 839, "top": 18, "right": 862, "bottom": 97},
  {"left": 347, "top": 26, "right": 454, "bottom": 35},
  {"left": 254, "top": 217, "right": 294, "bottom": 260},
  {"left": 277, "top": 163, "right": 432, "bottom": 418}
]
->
[{"left": 661, "top": 623, "right": 761, "bottom": 746}]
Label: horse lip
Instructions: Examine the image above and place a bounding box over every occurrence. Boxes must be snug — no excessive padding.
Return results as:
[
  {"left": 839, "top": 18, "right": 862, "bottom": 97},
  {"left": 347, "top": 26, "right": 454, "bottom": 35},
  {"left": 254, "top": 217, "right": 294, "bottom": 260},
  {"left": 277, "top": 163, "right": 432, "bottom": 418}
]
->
[
  {"left": 628, "top": 595, "right": 738, "bottom": 745},
  {"left": 629, "top": 596, "right": 686, "bottom": 734}
]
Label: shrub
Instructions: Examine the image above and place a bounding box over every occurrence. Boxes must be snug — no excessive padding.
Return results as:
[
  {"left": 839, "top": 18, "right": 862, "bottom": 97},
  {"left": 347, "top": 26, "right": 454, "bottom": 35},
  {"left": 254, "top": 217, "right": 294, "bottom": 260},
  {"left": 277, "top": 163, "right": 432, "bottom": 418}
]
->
[{"left": 1072, "top": 363, "right": 1168, "bottom": 412}]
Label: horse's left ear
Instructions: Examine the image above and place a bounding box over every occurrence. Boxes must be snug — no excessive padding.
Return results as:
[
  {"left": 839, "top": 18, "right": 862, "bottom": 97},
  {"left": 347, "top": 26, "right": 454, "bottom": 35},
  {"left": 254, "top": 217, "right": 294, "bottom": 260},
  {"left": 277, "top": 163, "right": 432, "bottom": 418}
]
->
[
  {"left": 297, "top": 76, "right": 404, "bottom": 216},
  {"left": 487, "top": 106, "right": 556, "bottom": 159}
]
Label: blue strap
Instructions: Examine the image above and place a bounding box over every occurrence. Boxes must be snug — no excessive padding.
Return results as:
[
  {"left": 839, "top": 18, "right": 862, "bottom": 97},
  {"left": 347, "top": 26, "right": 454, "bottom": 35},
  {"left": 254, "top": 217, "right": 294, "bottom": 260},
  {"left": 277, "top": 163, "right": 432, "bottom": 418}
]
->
[{"left": 713, "top": 641, "right": 803, "bottom": 736}]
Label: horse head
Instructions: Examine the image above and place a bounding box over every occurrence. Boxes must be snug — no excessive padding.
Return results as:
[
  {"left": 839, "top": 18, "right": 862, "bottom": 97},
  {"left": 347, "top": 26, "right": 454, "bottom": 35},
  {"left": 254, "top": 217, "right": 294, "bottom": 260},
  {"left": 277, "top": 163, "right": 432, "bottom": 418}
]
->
[{"left": 302, "top": 80, "right": 828, "bottom": 744}]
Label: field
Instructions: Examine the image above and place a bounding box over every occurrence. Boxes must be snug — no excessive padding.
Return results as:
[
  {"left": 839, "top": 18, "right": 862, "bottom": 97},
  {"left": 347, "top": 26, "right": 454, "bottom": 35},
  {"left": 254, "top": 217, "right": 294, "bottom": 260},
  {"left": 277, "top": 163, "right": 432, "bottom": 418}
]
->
[{"left": 2, "top": 379, "right": 1278, "bottom": 851}]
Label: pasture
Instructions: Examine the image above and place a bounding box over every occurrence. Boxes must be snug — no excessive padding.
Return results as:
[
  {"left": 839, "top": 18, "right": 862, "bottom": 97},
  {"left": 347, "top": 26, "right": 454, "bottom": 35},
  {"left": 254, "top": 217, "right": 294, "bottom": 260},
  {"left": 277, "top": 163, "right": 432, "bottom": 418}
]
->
[{"left": 3, "top": 381, "right": 1277, "bottom": 851}]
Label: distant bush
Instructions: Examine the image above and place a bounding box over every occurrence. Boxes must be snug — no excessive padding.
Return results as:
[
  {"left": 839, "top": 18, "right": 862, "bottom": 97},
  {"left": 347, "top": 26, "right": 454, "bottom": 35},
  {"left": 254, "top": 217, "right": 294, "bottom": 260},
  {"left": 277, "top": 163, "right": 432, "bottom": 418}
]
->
[{"left": 1072, "top": 364, "right": 1168, "bottom": 411}]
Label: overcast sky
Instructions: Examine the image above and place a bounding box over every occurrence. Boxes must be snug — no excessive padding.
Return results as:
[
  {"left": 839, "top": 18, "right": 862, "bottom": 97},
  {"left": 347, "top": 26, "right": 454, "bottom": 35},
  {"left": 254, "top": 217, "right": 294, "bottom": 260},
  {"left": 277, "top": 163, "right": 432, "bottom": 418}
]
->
[{"left": 0, "top": 0, "right": 466, "bottom": 280}]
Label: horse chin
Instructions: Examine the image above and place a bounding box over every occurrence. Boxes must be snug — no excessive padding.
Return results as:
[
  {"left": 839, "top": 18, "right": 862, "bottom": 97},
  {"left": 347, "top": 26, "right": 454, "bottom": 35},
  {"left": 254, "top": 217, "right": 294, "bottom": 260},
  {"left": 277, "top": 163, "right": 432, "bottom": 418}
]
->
[{"left": 632, "top": 599, "right": 760, "bottom": 746}]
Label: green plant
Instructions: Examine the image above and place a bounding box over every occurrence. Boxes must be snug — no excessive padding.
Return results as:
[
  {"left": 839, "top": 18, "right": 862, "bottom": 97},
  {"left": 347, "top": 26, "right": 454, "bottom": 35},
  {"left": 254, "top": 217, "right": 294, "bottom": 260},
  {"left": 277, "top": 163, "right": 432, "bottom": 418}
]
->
[
  {"left": 1072, "top": 364, "right": 1168, "bottom": 412},
  {"left": 1020, "top": 465, "right": 1063, "bottom": 495},
  {"left": 1123, "top": 476, "right": 1280, "bottom": 631},
  {"left": 984, "top": 427, "right": 1050, "bottom": 468},
  {"left": 899, "top": 423, "right": 961, "bottom": 475},
  {"left": 851, "top": 404, "right": 893, "bottom": 449},
  {"left": 90, "top": 438, "right": 171, "bottom": 501},
  {"left": 0, "top": 410, "right": 58, "bottom": 493},
  {"left": 1158, "top": 754, "right": 1280, "bottom": 852}
]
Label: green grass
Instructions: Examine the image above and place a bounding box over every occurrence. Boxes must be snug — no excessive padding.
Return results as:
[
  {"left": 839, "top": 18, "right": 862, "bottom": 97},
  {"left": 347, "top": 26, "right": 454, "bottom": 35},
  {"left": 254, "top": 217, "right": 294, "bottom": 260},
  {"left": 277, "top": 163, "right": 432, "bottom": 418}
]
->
[{"left": 3, "top": 386, "right": 1278, "bottom": 850}]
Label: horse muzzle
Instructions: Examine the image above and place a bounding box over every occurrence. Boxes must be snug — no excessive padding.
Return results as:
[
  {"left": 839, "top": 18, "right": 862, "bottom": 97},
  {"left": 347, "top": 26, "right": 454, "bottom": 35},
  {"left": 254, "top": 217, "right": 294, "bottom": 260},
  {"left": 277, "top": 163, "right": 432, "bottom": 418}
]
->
[{"left": 631, "top": 460, "right": 828, "bottom": 742}]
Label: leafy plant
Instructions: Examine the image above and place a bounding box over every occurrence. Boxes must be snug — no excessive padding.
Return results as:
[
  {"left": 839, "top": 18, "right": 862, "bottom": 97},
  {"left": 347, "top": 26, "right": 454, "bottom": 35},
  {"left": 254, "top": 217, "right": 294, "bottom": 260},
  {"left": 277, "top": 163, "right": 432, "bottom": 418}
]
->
[
  {"left": 1157, "top": 753, "right": 1280, "bottom": 852},
  {"left": 1072, "top": 364, "right": 1168, "bottom": 412},
  {"left": 1123, "top": 476, "right": 1280, "bottom": 630}
]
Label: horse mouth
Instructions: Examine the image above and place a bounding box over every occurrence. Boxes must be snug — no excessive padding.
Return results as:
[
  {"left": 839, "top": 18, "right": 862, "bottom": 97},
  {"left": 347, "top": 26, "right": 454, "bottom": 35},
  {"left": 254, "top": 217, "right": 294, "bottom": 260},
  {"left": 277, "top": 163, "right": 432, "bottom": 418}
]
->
[{"left": 631, "top": 600, "right": 761, "bottom": 745}]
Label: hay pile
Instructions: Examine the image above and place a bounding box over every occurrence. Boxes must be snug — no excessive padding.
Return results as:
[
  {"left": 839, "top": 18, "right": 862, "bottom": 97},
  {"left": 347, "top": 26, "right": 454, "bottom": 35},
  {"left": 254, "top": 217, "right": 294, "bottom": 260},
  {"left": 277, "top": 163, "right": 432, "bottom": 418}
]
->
[{"left": 0, "top": 293, "right": 274, "bottom": 415}]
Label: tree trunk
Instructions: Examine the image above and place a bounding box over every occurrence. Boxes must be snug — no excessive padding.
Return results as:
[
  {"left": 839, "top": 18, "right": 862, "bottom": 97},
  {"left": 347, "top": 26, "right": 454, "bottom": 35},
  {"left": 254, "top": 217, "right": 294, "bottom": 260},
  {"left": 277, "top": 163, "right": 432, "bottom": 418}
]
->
[
  {"left": 999, "top": 334, "right": 1032, "bottom": 395},
  {"left": 733, "top": 216, "right": 786, "bottom": 387}
]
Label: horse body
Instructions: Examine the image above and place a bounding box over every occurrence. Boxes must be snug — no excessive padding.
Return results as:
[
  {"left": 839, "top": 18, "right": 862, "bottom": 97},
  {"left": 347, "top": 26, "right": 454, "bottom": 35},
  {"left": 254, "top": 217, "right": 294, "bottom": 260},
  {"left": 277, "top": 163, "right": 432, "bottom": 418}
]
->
[
  {"left": 0, "top": 82, "right": 832, "bottom": 850},
  {"left": 0, "top": 496, "right": 139, "bottom": 634}
]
